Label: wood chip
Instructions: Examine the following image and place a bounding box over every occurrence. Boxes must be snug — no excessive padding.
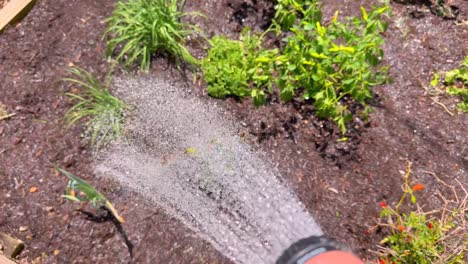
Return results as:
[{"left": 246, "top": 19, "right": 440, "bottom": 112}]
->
[{"left": 0, "top": 232, "right": 25, "bottom": 259}]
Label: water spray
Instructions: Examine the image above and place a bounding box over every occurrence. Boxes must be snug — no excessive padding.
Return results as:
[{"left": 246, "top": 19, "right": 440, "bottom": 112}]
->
[{"left": 97, "top": 77, "right": 364, "bottom": 264}]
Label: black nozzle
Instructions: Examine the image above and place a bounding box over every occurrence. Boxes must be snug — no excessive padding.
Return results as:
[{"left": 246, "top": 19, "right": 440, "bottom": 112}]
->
[{"left": 276, "top": 236, "right": 341, "bottom": 264}]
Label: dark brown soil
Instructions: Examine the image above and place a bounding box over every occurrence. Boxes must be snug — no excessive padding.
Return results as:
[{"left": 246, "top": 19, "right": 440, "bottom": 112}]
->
[
  {"left": 0, "top": 1, "right": 228, "bottom": 263},
  {"left": 0, "top": 0, "right": 467, "bottom": 264}
]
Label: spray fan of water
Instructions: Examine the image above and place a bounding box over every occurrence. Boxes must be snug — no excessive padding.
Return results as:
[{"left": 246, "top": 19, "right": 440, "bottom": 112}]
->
[{"left": 95, "top": 76, "right": 323, "bottom": 264}]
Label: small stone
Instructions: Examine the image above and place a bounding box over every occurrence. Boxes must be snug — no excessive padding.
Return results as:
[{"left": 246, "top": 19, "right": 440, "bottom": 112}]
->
[
  {"left": 63, "top": 154, "right": 75, "bottom": 167},
  {"left": 19, "top": 226, "right": 28, "bottom": 232}
]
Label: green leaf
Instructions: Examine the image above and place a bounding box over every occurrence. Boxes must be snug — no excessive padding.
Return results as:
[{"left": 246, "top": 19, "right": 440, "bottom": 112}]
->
[
  {"left": 304, "top": 23, "right": 315, "bottom": 31},
  {"left": 430, "top": 73, "right": 440, "bottom": 87},
  {"left": 445, "top": 69, "right": 459, "bottom": 84},
  {"left": 361, "top": 7, "right": 369, "bottom": 21},
  {"left": 374, "top": 6, "right": 389, "bottom": 15},
  {"left": 337, "top": 137, "right": 349, "bottom": 142},
  {"left": 310, "top": 52, "right": 328, "bottom": 59},
  {"left": 288, "top": 64, "right": 297, "bottom": 71},
  {"left": 255, "top": 57, "right": 271, "bottom": 63}
]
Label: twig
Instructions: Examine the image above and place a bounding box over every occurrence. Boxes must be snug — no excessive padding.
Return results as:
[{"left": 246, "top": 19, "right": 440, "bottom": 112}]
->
[
  {"left": 431, "top": 98, "right": 454, "bottom": 116},
  {"left": 0, "top": 113, "right": 16, "bottom": 121},
  {"left": 454, "top": 20, "right": 468, "bottom": 27},
  {"left": 422, "top": 170, "right": 459, "bottom": 202}
]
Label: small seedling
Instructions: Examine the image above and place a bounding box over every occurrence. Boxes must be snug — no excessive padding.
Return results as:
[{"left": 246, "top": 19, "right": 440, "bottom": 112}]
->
[
  {"left": 55, "top": 165, "right": 125, "bottom": 224},
  {"left": 63, "top": 67, "right": 127, "bottom": 147},
  {"left": 186, "top": 147, "right": 198, "bottom": 156},
  {"left": 430, "top": 56, "right": 468, "bottom": 113}
]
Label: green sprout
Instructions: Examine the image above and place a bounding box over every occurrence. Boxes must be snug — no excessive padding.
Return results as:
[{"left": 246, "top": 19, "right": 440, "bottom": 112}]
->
[
  {"left": 430, "top": 56, "right": 468, "bottom": 113},
  {"left": 55, "top": 165, "right": 125, "bottom": 224}
]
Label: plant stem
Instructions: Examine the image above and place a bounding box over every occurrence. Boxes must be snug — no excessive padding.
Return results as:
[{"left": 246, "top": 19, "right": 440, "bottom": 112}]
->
[{"left": 395, "top": 161, "right": 412, "bottom": 215}]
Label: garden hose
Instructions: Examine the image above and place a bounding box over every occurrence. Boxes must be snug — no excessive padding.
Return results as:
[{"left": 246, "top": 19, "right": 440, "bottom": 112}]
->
[{"left": 277, "top": 236, "right": 364, "bottom": 264}]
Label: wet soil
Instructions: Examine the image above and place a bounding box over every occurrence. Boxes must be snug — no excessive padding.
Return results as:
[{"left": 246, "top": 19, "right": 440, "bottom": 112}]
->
[{"left": 0, "top": 0, "right": 467, "bottom": 263}]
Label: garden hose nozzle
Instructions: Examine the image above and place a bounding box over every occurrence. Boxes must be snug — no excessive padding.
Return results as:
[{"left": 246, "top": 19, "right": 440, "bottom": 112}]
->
[{"left": 277, "top": 236, "right": 364, "bottom": 264}]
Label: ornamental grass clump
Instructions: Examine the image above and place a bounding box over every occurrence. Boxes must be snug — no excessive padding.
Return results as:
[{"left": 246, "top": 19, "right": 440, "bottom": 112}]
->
[
  {"left": 63, "top": 67, "right": 127, "bottom": 147},
  {"left": 105, "top": 0, "right": 199, "bottom": 71}
]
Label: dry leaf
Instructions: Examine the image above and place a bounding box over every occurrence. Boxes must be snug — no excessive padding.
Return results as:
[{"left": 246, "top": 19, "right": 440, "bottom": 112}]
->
[{"left": 29, "top": 186, "right": 38, "bottom": 193}]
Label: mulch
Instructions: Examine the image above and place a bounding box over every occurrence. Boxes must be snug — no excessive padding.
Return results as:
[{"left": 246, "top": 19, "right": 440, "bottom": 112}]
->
[{"left": 0, "top": 0, "right": 466, "bottom": 263}]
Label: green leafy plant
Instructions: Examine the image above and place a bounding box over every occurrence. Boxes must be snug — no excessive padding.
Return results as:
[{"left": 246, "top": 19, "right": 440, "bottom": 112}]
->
[
  {"left": 431, "top": 56, "right": 468, "bottom": 112},
  {"left": 104, "top": 0, "right": 199, "bottom": 71},
  {"left": 369, "top": 162, "right": 467, "bottom": 264},
  {"left": 202, "top": 1, "right": 390, "bottom": 133},
  {"left": 274, "top": 2, "right": 390, "bottom": 133},
  {"left": 202, "top": 28, "right": 277, "bottom": 106},
  {"left": 63, "top": 67, "right": 127, "bottom": 147},
  {"left": 55, "top": 165, "right": 125, "bottom": 224}
]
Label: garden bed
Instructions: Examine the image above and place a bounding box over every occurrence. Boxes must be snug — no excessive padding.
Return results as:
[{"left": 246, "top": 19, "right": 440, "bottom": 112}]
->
[{"left": 0, "top": 0, "right": 466, "bottom": 263}]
